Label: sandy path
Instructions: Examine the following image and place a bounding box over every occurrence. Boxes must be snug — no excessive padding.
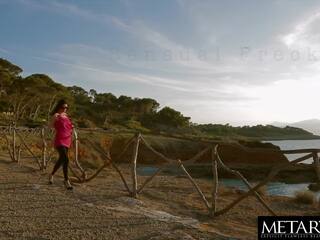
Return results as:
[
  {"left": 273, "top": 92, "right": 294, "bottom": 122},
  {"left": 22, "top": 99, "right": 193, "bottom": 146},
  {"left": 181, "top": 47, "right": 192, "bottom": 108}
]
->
[
  {"left": 0, "top": 155, "right": 227, "bottom": 240},
  {"left": 0, "top": 151, "right": 318, "bottom": 240}
]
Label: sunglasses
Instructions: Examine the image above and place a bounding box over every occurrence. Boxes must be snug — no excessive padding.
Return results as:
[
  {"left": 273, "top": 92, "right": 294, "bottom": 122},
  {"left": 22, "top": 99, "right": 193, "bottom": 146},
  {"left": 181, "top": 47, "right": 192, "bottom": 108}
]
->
[{"left": 62, "top": 106, "right": 69, "bottom": 109}]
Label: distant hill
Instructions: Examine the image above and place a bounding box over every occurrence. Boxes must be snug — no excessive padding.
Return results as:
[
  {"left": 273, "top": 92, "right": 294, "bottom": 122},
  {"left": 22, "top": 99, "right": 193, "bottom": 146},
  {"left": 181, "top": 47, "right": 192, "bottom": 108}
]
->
[
  {"left": 194, "top": 124, "right": 318, "bottom": 140},
  {"left": 271, "top": 119, "right": 320, "bottom": 135}
]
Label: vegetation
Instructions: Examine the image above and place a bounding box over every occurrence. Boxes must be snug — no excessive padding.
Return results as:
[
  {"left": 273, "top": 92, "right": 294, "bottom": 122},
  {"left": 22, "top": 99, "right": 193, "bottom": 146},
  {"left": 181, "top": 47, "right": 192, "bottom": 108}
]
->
[
  {"left": 0, "top": 58, "right": 317, "bottom": 140},
  {"left": 194, "top": 123, "right": 317, "bottom": 140},
  {"left": 294, "top": 190, "right": 316, "bottom": 205}
]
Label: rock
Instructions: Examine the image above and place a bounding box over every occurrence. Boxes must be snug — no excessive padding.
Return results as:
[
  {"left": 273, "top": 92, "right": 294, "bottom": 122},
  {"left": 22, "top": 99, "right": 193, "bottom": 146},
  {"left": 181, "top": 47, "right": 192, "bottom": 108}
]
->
[
  {"left": 32, "top": 184, "right": 41, "bottom": 190},
  {"left": 116, "top": 196, "right": 144, "bottom": 206},
  {"left": 308, "top": 182, "right": 320, "bottom": 191},
  {"left": 149, "top": 230, "right": 197, "bottom": 240},
  {"left": 84, "top": 203, "right": 95, "bottom": 208},
  {"left": 218, "top": 142, "right": 288, "bottom": 166}
]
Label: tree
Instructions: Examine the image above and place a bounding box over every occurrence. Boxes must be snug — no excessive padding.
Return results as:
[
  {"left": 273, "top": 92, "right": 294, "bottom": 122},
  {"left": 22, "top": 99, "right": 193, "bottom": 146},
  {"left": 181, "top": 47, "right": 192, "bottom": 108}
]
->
[
  {"left": 135, "top": 98, "right": 159, "bottom": 115},
  {"left": 0, "top": 58, "right": 23, "bottom": 97},
  {"left": 5, "top": 74, "right": 69, "bottom": 122},
  {"left": 0, "top": 58, "right": 195, "bottom": 131},
  {"left": 156, "top": 106, "right": 190, "bottom": 128}
]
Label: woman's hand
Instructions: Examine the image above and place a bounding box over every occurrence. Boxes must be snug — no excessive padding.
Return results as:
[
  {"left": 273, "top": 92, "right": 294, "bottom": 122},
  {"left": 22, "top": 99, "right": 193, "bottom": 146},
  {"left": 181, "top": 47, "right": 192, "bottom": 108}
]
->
[{"left": 59, "top": 112, "right": 68, "bottom": 118}]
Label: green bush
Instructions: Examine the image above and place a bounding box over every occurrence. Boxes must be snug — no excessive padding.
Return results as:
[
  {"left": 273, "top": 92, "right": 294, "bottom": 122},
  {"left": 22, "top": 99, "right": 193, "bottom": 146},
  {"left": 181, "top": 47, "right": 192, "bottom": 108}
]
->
[
  {"left": 124, "top": 120, "right": 150, "bottom": 133},
  {"left": 76, "top": 118, "right": 96, "bottom": 128}
]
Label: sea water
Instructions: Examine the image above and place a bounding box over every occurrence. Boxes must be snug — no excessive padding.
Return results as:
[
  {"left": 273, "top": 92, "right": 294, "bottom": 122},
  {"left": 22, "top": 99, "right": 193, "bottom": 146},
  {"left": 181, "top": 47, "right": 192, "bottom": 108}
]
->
[
  {"left": 138, "top": 139, "right": 320, "bottom": 197},
  {"left": 267, "top": 139, "right": 320, "bottom": 163}
]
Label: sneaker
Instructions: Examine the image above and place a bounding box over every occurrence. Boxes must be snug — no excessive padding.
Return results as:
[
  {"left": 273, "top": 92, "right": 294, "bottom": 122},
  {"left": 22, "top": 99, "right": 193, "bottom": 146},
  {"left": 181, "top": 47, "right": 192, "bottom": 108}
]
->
[
  {"left": 64, "top": 180, "right": 73, "bottom": 190},
  {"left": 48, "top": 174, "right": 54, "bottom": 185}
]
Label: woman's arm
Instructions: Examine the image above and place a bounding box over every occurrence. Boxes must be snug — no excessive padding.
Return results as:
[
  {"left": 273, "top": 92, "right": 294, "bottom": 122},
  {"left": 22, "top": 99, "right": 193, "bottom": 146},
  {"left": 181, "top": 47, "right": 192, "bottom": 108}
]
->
[{"left": 48, "top": 113, "right": 59, "bottom": 129}]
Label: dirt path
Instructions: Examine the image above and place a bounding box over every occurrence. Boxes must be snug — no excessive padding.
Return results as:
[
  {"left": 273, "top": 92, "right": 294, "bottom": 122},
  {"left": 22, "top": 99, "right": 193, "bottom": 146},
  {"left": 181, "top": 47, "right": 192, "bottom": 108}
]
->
[
  {"left": 0, "top": 155, "right": 228, "bottom": 240},
  {"left": 0, "top": 152, "right": 318, "bottom": 240}
]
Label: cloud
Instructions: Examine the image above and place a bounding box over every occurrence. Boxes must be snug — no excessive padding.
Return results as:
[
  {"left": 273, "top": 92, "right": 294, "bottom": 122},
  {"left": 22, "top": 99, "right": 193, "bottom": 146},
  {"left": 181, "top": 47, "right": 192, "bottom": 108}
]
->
[
  {"left": 17, "top": 0, "right": 237, "bottom": 76},
  {"left": 41, "top": 44, "right": 248, "bottom": 98},
  {"left": 17, "top": 0, "right": 128, "bottom": 30},
  {"left": 281, "top": 10, "right": 320, "bottom": 49},
  {"left": 0, "top": 47, "right": 10, "bottom": 54},
  {"left": 10, "top": 0, "right": 320, "bottom": 124},
  {"left": 17, "top": 0, "right": 291, "bottom": 88}
]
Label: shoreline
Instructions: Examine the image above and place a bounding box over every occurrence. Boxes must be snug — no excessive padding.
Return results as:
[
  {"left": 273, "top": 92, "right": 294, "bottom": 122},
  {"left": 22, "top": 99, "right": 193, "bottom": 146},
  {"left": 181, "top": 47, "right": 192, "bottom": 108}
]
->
[
  {"left": 137, "top": 163, "right": 318, "bottom": 185},
  {"left": 262, "top": 136, "right": 320, "bottom": 141}
]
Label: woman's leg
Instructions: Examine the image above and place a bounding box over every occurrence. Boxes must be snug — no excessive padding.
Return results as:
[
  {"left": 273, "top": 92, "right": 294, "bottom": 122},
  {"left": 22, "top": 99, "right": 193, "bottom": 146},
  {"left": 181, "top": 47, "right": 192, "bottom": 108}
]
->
[
  {"left": 60, "top": 147, "right": 72, "bottom": 190},
  {"left": 51, "top": 146, "right": 65, "bottom": 175},
  {"left": 62, "top": 147, "right": 69, "bottom": 181}
]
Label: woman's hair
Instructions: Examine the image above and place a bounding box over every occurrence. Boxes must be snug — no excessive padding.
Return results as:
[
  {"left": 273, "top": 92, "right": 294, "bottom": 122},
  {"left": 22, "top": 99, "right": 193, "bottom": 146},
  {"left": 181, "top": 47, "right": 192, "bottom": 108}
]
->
[{"left": 51, "top": 99, "right": 67, "bottom": 116}]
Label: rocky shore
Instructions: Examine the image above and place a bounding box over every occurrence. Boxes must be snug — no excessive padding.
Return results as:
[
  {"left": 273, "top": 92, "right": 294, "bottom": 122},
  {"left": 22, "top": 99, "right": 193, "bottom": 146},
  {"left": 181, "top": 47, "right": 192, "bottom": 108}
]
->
[{"left": 107, "top": 134, "right": 316, "bottom": 183}]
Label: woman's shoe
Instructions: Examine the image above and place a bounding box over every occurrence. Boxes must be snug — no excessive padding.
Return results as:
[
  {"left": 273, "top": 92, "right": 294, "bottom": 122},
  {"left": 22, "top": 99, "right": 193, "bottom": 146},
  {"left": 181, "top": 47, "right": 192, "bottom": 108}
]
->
[
  {"left": 64, "top": 180, "right": 73, "bottom": 190},
  {"left": 48, "top": 174, "right": 54, "bottom": 185}
]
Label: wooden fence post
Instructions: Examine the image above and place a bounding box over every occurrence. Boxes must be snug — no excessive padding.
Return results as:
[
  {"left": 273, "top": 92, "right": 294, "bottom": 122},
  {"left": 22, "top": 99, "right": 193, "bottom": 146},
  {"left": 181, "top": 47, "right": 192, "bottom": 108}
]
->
[
  {"left": 41, "top": 127, "right": 47, "bottom": 170},
  {"left": 211, "top": 146, "right": 219, "bottom": 216},
  {"left": 131, "top": 133, "right": 140, "bottom": 198},
  {"left": 73, "top": 128, "right": 86, "bottom": 180},
  {"left": 215, "top": 152, "right": 313, "bottom": 216},
  {"left": 17, "top": 145, "right": 21, "bottom": 163},
  {"left": 178, "top": 159, "right": 211, "bottom": 212},
  {"left": 12, "top": 123, "right": 16, "bottom": 162},
  {"left": 312, "top": 151, "right": 320, "bottom": 183}
]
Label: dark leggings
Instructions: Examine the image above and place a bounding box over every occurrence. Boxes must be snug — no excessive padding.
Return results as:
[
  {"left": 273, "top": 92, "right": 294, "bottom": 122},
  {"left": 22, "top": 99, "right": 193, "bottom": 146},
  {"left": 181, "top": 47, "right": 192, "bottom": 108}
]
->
[{"left": 51, "top": 146, "right": 69, "bottom": 181}]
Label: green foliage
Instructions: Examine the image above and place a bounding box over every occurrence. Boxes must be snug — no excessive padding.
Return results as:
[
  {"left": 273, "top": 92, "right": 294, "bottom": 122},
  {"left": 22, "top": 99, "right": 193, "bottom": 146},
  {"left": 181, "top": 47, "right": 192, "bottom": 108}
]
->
[
  {"left": 156, "top": 107, "right": 190, "bottom": 127},
  {"left": 0, "top": 58, "right": 22, "bottom": 76},
  {"left": 76, "top": 118, "right": 96, "bottom": 128},
  {"left": 0, "top": 58, "right": 23, "bottom": 109},
  {"left": 123, "top": 120, "right": 150, "bottom": 133},
  {"left": 195, "top": 123, "right": 314, "bottom": 139},
  {"left": 4, "top": 73, "right": 71, "bottom": 122}
]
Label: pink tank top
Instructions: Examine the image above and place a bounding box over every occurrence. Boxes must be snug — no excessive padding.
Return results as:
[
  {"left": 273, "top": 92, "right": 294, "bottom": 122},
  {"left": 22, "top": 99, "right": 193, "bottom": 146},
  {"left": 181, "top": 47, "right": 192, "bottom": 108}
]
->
[{"left": 53, "top": 114, "right": 73, "bottom": 148}]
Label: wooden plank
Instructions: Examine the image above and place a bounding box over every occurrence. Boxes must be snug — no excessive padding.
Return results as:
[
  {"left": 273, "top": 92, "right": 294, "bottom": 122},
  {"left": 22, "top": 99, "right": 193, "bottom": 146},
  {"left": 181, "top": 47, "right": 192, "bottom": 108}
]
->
[
  {"left": 131, "top": 133, "right": 141, "bottom": 198},
  {"left": 12, "top": 126, "right": 16, "bottom": 161},
  {"left": 211, "top": 147, "right": 218, "bottom": 216},
  {"left": 215, "top": 145, "right": 276, "bottom": 216},
  {"left": 83, "top": 135, "right": 132, "bottom": 194},
  {"left": 140, "top": 136, "right": 175, "bottom": 163},
  {"left": 41, "top": 127, "right": 47, "bottom": 169},
  {"left": 178, "top": 159, "right": 211, "bottom": 212},
  {"left": 72, "top": 128, "right": 86, "bottom": 180},
  {"left": 216, "top": 152, "right": 312, "bottom": 216},
  {"left": 313, "top": 152, "right": 320, "bottom": 183},
  {"left": 137, "top": 167, "right": 162, "bottom": 194},
  {"left": 16, "top": 131, "right": 42, "bottom": 169}
]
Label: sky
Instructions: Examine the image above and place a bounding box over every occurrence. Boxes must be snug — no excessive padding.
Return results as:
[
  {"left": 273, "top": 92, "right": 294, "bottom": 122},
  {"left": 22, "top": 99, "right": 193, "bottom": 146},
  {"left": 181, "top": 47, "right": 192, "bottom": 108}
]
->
[{"left": 1, "top": 0, "right": 320, "bottom": 126}]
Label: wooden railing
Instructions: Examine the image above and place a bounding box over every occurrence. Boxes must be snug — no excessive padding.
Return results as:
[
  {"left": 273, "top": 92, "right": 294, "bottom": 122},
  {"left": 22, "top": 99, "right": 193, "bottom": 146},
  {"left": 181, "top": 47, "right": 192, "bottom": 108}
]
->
[{"left": 0, "top": 125, "right": 319, "bottom": 217}]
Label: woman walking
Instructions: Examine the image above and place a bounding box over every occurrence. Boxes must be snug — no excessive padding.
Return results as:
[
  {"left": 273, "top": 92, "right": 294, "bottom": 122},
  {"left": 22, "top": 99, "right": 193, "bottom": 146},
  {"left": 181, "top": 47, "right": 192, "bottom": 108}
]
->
[{"left": 48, "top": 99, "right": 73, "bottom": 190}]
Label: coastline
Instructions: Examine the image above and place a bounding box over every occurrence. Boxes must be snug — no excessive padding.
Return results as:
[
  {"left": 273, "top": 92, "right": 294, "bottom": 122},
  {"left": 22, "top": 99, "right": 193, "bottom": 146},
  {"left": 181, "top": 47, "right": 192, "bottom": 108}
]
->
[{"left": 258, "top": 135, "right": 320, "bottom": 141}]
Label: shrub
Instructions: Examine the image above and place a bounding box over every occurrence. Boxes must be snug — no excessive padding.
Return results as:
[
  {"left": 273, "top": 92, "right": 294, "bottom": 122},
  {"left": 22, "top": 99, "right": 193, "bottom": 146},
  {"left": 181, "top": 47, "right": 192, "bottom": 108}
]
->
[
  {"left": 76, "top": 118, "right": 96, "bottom": 128},
  {"left": 294, "top": 190, "right": 316, "bottom": 204},
  {"left": 124, "top": 120, "right": 150, "bottom": 133}
]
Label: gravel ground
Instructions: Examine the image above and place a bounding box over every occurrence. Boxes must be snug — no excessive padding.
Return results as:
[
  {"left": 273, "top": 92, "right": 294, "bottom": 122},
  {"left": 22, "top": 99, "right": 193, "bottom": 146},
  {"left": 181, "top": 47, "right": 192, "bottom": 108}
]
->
[
  {"left": 0, "top": 152, "right": 318, "bottom": 240},
  {"left": 0, "top": 155, "right": 227, "bottom": 240}
]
